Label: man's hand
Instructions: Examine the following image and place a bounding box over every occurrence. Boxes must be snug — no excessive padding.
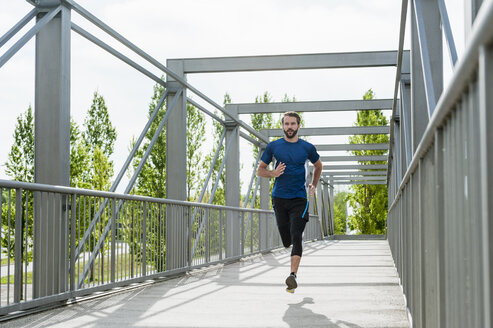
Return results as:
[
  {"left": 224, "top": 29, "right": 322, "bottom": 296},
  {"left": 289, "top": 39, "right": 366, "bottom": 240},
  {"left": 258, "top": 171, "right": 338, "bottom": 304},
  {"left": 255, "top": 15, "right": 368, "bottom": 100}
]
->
[
  {"left": 273, "top": 162, "right": 286, "bottom": 177},
  {"left": 308, "top": 183, "right": 316, "bottom": 197},
  {"left": 257, "top": 160, "right": 286, "bottom": 178}
]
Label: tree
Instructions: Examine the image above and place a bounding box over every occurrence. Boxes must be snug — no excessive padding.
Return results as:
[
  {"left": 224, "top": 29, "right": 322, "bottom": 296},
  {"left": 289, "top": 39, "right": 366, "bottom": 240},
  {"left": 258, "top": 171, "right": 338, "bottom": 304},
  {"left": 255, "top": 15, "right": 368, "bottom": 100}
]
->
[
  {"left": 132, "top": 82, "right": 167, "bottom": 198},
  {"left": 3, "top": 107, "right": 35, "bottom": 266},
  {"left": 333, "top": 191, "right": 349, "bottom": 234},
  {"left": 70, "top": 120, "right": 91, "bottom": 189},
  {"left": 202, "top": 94, "right": 229, "bottom": 205},
  {"left": 5, "top": 106, "right": 34, "bottom": 183},
  {"left": 83, "top": 91, "right": 116, "bottom": 192},
  {"left": 186, "top": 104, "right": 206, "bottom": 201},
  {"left": 346, "top": 89, "right": 389, "bottom": 234},
  {"left": 83, "top": 91, "right": 117, "bottom": 156}
]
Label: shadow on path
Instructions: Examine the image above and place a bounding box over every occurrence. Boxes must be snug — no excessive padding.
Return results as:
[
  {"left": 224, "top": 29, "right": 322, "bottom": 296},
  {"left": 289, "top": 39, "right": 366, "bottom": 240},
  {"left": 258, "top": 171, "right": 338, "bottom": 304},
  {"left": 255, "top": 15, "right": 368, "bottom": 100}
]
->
[{"left": 282, "top": 297, "right": 362, "bottom": 328}]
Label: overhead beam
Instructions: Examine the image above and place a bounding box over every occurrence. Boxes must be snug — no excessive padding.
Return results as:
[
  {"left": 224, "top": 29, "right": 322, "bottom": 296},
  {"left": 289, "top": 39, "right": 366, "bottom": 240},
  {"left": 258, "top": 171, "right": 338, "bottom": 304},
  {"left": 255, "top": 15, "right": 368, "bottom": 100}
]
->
[
  {"left": 322, "top": 171, "right": 387, "bottom": 176},
  {"left": 329, "top": 176, "right": 387, "bottom": 181},
  {"left": 321, "top": 155, "right": 387, "bottom": 162},
  {"left": 226, "top": 99, "right": 393, "bottom": 114},
  {"left": 170, "top": 50, "right": 407, "bottom": 74},
  {"left": 332, "top": 181, "right": 387, "bottom": 185},
  {"left": 264, "top": 126, "right": 389, "bottom": 137},
  {"left": 315, "top": 143, "right": 389, "bottom": 151},
  {"left": 323, "top": 164, "right": 387, "bottom": 170}
]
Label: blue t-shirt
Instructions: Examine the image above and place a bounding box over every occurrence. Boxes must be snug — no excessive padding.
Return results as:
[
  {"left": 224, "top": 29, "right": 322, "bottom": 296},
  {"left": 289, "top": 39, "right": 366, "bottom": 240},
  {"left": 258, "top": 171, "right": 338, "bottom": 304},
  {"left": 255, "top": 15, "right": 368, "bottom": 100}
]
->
[{"left": 261, "top": 138, "right": 320, "bottom": 199}]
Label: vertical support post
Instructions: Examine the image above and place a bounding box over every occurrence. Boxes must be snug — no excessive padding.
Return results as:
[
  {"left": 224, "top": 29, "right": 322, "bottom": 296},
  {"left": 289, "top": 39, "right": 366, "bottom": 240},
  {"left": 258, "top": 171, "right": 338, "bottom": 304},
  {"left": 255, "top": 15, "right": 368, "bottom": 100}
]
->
[
  {"left": 479, "top": 44, "right": 493, "bottom": 328},
  {"left": 165, "top": 59, "right": 188, "bottom": 270},
  {"left": 329, "top": 176, "right": 334, "bottom": 234},
  {"left": 33, "top": 1, "right": 70, "bottom": 298},
  {"left": 142, "top": 202, "right": 147, "bottom": 276},
  {"left": 259, "top": 131, "right": 270, "bottom": 250},
  {"left": 400, "top": 78, "right": 412, "bottom": 167},
  {"left": 316, "top": 183, "right": 324, "bottom": 238},
  {"left": 322, "top": 181, "right": 331, "bottom": 235},
  {"left": 14, "top": 189, "right": 23, "bottom": 303},
  {"left": 225, "top": 106, "right": 240, "bottom": 258},
  {"left": 111, "top": 198, "right": 116, "bottom": 283},
  {"left": 70, "top": 194, "right": 76, "bottom": 291},
  {"left": 410, "top": 0, "right": 428, "bottom": 153}
]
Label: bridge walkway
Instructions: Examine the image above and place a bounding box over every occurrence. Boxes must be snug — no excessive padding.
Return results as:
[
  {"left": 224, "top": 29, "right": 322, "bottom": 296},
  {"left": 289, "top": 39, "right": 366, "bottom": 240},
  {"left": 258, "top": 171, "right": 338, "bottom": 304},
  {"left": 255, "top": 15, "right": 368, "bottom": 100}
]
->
[{"left": 4, "top": 239, "right": 409, "bottom": 328}]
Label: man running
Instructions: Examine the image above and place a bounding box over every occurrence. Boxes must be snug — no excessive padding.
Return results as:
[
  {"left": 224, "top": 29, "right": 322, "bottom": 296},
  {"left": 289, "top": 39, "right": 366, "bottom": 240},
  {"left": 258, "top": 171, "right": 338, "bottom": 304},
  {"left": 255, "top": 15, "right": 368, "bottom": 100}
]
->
[{"left": 257, "top": 111, "right": 322, "bottom": 293}]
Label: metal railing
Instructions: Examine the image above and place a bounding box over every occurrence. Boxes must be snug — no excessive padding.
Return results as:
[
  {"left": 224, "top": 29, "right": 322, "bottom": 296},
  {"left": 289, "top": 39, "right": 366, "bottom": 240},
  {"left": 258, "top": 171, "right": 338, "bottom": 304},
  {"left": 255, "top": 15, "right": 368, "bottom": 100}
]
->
[
  {"left": 387, "top": 1, "right": 493, "bottom": 327},
  {"left": 0, "top": 179, "right": 326, "bottom": 316},
  {"left": 0, "top": 180, "right": 321, "bottom": 315}
]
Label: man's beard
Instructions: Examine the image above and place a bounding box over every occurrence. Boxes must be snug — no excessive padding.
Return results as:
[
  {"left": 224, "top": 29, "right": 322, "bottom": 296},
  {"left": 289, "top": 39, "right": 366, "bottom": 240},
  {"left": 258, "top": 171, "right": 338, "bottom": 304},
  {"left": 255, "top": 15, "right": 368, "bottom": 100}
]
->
[{"left": 283, "top": 128, "right": 298, "bottom": 139}]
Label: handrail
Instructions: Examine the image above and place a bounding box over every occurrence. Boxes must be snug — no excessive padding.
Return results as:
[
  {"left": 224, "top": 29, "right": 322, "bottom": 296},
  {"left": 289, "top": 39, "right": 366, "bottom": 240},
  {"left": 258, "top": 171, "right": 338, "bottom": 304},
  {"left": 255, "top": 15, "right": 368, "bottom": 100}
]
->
[{"left": 0, "top": 179, "right": 273, "bottom": 214}]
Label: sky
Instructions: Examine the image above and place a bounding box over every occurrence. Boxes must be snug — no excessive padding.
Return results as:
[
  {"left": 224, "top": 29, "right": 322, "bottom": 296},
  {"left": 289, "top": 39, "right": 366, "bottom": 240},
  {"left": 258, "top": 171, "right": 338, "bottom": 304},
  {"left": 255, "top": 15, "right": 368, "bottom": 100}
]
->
[{"left": 0, "top": 0, "right": 465, "bottom": 195}]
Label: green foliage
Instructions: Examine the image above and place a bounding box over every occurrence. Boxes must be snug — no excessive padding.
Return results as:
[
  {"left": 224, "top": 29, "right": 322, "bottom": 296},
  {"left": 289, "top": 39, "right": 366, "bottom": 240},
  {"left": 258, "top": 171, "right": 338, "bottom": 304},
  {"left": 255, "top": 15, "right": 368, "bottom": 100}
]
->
[
  {"left": 132, "top": 82, "right": 167, "bottom": 198},
  {"left": 83, "top": 91, "right": 117, "bottom": 156},
  {"left": 333, "top": 191, "right": 349, "bottom": 234},
  {"left": 5, "top": 106, "right": 34, "bottom": 183},
  {"left": 202, "top": 94, "right": 230, "bottom": 205},
  {"left": 186, "top": 104, "right": 206, "bottom": 201},
  {"left": 346, "top": 89, "right": 389, "bottom": 234},
  {"left": 70, "top": 120, "right": 91, "bottom": 189},
  {"left": 83, "top": 91, "right": 116, "bottom": 192}
]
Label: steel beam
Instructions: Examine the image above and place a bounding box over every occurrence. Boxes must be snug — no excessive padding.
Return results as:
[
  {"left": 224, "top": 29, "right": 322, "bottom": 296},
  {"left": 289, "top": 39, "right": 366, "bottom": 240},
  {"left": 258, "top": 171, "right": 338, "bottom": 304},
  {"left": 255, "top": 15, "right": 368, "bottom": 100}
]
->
[
  {"left": 265, "top": 126, "right": 389, "bottom": 137},
  {"left": 410, "top": 1, "right": 430, "bottom": 153},
  {"left": 320, "top": 155, "right": 387, "bottom": 162},
  {"left": 225, "top": 108, "right": 241, "bottom": 257},
  {"left": 259, "top": 131, "right": 270, "bottom": 250},
  {"left": 322, "top": 171, "right": 387, "bottom": 176},
  {"left": 0, "top": 8, "right": 37, "bottom": 48},
  {"left": 315, "top": 143, "right": 388, "bottom": 151},
  {"left": 330, "top": 176, "right": 387, "bottom": 181},
  {"left": 333, "top": 180, "right": 387, "bottom": 185},
  {"left": 226, "top": 99, "right": 393, "bottom": 114},
  {"left": 33, "top": 4, "right": 70, "bottom": 299},
  {"left": 171, "top": 50, "right": 405, "bottom": 73},
  {"left": 323, "top": 164, "right": 387, "bottom": 170},
  {"left": 165, "top": 60, "right": 187, "bottom": 270}
]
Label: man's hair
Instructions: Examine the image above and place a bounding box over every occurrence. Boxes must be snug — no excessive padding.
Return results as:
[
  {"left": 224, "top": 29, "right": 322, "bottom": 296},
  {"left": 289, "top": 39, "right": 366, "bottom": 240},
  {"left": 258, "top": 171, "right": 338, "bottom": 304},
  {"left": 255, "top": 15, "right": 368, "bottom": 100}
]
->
[{"left": 282, "top": 111, "right": 301, "bottom": 125}]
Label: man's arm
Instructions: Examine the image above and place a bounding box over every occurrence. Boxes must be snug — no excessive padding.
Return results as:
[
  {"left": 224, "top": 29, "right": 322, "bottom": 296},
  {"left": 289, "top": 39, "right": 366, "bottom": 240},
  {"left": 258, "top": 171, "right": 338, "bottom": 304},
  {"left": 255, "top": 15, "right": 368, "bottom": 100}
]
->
[
  {"left": 308, "top": 159, "right": 322, "bottom": 196},
  {"left": 257, "top": 160, "right": 286, "bottom": 178}
]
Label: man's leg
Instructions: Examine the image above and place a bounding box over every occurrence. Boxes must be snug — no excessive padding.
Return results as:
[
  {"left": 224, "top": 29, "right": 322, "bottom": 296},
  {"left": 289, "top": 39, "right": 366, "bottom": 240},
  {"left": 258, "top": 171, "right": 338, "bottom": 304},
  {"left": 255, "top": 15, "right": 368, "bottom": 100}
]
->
[
  {"left": 285, "top": 198, "right": 308, "bottom": 292},
  {"left": 291, "top": 255, "right": 301, "bottom": 274}
]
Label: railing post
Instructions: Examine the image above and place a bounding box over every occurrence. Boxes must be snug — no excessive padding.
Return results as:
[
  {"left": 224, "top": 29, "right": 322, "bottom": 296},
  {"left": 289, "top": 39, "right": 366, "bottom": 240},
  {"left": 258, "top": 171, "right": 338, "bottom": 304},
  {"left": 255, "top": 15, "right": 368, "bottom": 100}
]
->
[
  {"left": 259, "top": 131, "right": 270, "bottom": 251},
  {"left": 142, "top": 202, "right": 147, "bottom": 276},
  {"left": 111, "top": 198, "right": 116, "bottom": 283},
  {"left": 14, "top": 188, "right": 23, "bottom": 303},
  {"left": 70, "top": 194, "right": 76, "bottom": 291}
]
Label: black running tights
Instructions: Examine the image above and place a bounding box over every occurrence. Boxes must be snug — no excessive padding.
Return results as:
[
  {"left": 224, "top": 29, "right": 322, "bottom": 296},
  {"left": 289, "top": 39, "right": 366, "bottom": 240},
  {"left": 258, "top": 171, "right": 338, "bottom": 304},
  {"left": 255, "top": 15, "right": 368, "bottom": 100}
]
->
[{"left": 272, "top": 197, "right": 308, "bottom": 257}]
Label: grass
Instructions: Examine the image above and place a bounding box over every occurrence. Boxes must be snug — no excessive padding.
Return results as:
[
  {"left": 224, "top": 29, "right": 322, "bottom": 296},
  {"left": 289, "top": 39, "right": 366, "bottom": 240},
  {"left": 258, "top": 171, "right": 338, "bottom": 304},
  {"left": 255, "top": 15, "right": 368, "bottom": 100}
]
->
[
  {"left": 0, "top": 252, "right": 155, "bottom": 285},
  {"left": 1, "top": 258, "right": 13, "bottom": 266}
]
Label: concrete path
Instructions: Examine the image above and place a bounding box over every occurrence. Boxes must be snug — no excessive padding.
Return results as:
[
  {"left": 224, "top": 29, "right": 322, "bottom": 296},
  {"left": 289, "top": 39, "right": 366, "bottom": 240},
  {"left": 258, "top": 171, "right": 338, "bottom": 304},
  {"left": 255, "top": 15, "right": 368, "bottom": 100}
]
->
[{"left": 3, "top": 239, "right": 409, "bottom": 328}]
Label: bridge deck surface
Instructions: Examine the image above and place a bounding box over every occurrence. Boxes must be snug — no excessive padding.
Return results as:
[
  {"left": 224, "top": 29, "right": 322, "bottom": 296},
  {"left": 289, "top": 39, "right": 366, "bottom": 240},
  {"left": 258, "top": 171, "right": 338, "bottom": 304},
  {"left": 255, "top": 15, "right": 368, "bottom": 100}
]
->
[{"left": 5, "top": 239, "right": 409, "bottom": 328}]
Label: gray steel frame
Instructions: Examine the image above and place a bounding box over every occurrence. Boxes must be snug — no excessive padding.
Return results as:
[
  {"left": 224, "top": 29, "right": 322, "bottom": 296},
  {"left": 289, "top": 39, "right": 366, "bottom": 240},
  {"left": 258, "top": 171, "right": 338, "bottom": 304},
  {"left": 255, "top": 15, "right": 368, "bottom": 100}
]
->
[{"left": 386, "top": 0, "right": 493, "bottom": 326}]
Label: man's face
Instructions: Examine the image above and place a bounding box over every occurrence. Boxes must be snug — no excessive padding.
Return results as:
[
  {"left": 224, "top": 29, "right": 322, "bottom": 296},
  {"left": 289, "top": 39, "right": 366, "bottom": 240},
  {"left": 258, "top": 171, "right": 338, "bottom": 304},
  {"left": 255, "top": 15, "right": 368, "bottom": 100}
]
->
[{"left": 283, "top": 116, "right": 300, "bottom": 139}]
